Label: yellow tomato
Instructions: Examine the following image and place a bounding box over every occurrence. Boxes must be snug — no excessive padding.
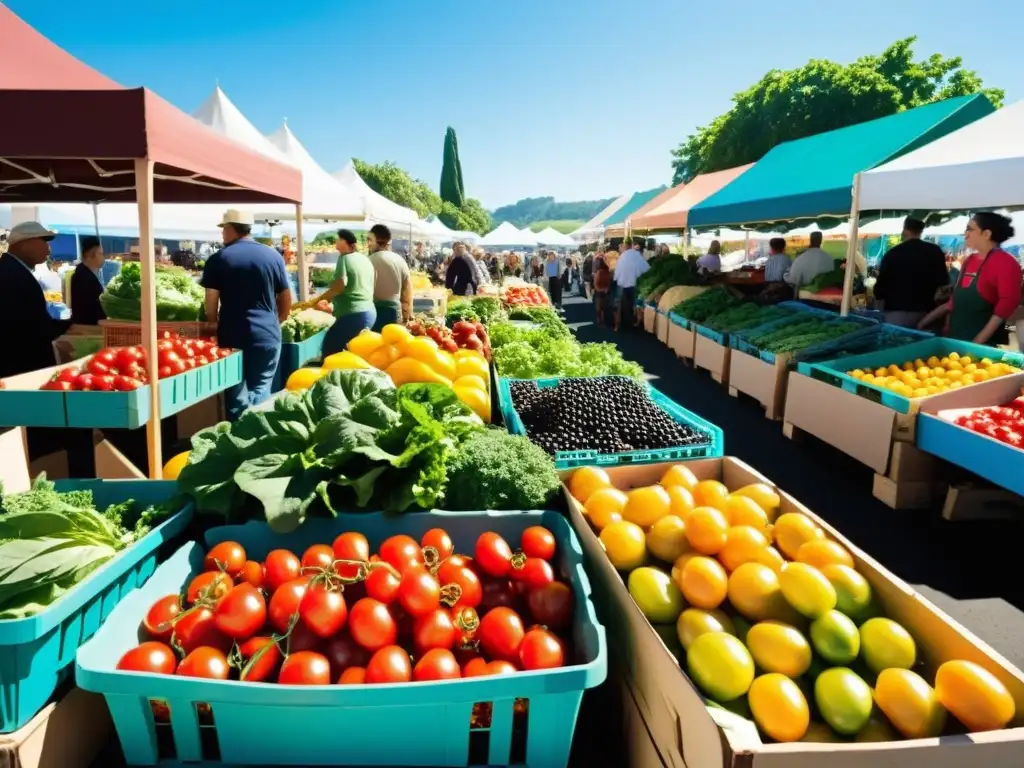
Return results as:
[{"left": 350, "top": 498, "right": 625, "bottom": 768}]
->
[
  {"left": 875, "top": 668, "right": 947, "bottom": 739},
  {"left": 323, "top": 350, "right": 372, "bottom": 371},
  {"left": 693, "top": 479, "right": 730, "bottom": 512},
  {"left": 647, "top": 515, "right": 690, "bottom": 562},
  {"left": 773, "top": 512, "right": 824, "bottom": 560},
  {"left": 678, "top": 556, "right": 728, "bottom": 609},
  {"left": 676, "top": 608, "right": 735, "bottom": 650},
  {"left": 779, "top": 562, "right": 837, "bottom": 619},
  {"left": 660, "top": 463, "right": 699, "bottom": 492},
  {"left": 162, "top": 451, "right": 190, "bottom": 480},
  {"left": 584, "top": 487, "right": 628, "bottom": 529},
  {"left": 380, "top": 323, "right": 412, "bottom": 346},
  {"left": 600, "top": 521, "right": 647, "bottom": 571},
  {"left": 729, "top": 483, "right": 780, "bottom": 517},
  {"left": 666, "top": 485, "right": 696, "bottom": 520},
  {"left": 935, "top": 660, "right": 1015, "bottom": 732},
  {"left": 622, "top": 485, "right": 672, "bottom": 528},
  {"left": 286, "top": 367, "right": 328, "bottom": 391},
  {"left": 347, "top": 329, "right": 383, "bottom": 358},
  {"left": 685, "top": 507, "right": 730, "bottom": 555},
  {"left": 569, "top": 466, "right": 612, "bottom": 504},
  {"left": 796, "top": 539, "right": 854, "bottom": 569},
  {"left": 454, "top": 386, "right": 490, "bottom": 423},
  {"left": 718, "top": 525, "right": 769, "bottom": 572},
  {"left": 724, "top": 495, "right": 770, "bottom": 533}
]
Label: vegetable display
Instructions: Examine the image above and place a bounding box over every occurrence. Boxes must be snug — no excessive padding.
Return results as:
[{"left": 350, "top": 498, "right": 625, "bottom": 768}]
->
[
  {"left": 567, "top": 464, "right": 1017, "bottom": 742},
  {"left": 671, "top": 286, "right": 742, "bottom": 323},
  {"left": 953, "top": 397, "right": 1024, "bottom": 447},
  {"left": 406, "top": 316, "right": 492, "bottom": 359},
  {"left": 744, "top": 317, "right": 863, "bottom": 353},
  {"left": 100, "top": 263, "right": 206, "bottom": 322},
  {"left": 701, "top": 304, "right": 796, "bottom": 333},
  {"left": 490, "top": 321, "right": 641, "bottom": 380},
  {"left": 280, "top": 307, "right": 335, "bottom": 343},
  {"left": 446, "top": 296, "right": 503, "bottom": 327},
  {"left": 116, "top": 526, "right": 575, "bottom": 684},
  {"left": 636, "top": 255, "right": 700, "bottom": 299},
  {"left": 309, "top": 266, "right": 334, "bottom": 288},
  {"left": 848, "top": 351, "right": 1019, "bottom": 398},
  {"left": 0, "top": 476, "right": 172, "bottom": 618},
  {"left": 502, "top": 285, "right": 549, "bottom": 307},
  {"left": 508, "top": 378, "right": 711, "bottom": 457}
]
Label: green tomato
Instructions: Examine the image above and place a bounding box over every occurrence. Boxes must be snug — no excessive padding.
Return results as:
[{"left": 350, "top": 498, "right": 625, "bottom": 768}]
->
[{"left": 627, "top": 567, "right": 684, "bottom": 624}]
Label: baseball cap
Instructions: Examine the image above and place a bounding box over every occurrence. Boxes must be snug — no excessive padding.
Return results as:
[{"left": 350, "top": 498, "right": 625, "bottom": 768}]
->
[
  {"left": 7, "top": 221, "right": 56, "bottom": 246},
  {"left": 218, "top": 209, "right": 255, "bottom": 227}
]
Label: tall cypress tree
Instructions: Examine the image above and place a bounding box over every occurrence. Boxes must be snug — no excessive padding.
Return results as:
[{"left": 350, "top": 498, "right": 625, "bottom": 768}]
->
[{"left": 440, "top": 126, "right": 465, "bottom": 209}]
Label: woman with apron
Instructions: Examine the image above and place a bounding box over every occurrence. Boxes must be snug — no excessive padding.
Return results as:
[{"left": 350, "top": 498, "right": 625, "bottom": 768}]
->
[{"left": 918, "top": 213, "right": 1021, "bottom": 345}]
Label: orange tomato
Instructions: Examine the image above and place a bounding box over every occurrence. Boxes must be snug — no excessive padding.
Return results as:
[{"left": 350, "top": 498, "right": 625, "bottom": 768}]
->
[
  {"left": 685, "top": 507, "right": 730, "bottom": 555},
  {"left": 693, "top": 480, "right": 730, "bottom": 512},
  {"left": 584, "top": 487, "right": 628, "bottom": 530},
  {"left": 660, "top": 464, "right": 699, "bottom": 493},
  {"left": 717, "top": 526, "right": 770, "bottom": 572},
  {"left": 568, "top": 466, "right": 612, "bottom": 504},
  {"left": 678, "top": 556, "right": 728, "bottom": 610}
]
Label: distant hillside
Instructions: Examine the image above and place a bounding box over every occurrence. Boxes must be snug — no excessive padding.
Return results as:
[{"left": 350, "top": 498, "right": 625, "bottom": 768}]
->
[
  {"left": 490, "top": 196, "right": 614, "bottom": 229},
  {"left": 527, "top": 220, "right": 586, "bottom": 234}
]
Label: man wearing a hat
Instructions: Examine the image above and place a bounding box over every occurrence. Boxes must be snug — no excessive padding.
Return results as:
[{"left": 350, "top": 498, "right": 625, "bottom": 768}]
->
[
  {"left": 873, "top": 216, "right": 949, "bottom": 328},
  {"left": 0, "top": 221, "right": 72, "bottom": 378},
  {"left": 201, "top": 209, "right": 292, "bottom": 419}
]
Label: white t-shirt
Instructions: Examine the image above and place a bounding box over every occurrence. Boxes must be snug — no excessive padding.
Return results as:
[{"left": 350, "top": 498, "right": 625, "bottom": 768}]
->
[
  {"left": 785, "top": 247, "right": 835, "bottom": 288},
  {"left": 614, "top": 248, "right": 650, "bottom": 288}
]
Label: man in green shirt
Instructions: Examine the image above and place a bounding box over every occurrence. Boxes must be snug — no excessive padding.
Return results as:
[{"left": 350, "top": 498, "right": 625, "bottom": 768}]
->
[{"left": 306, "top": 229, "right": 377, "bottom": 356}]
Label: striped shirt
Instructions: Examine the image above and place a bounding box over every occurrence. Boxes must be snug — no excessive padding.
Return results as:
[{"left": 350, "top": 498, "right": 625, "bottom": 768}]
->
[{"left": 764, "top": 253, "right": 791, "bottom": 282}]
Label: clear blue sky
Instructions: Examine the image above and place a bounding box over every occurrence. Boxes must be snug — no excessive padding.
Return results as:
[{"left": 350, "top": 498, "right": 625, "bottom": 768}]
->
[{"left": 11, "top": 0, "right": 1022, "bottom": 210}]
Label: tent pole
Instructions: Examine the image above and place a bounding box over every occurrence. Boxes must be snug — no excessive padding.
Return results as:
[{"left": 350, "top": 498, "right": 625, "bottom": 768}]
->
[
  {"left": 840, "top": 173, "right": 862, "bottom": 317},
  {"left": 744, "top": 231, "right": 750, "bottom": 263},
  {"left": 296, "top": 204, "right": 307, "bottom": 301},
  {"left": 92, "top": 203, "right": 100, "bottom": 240},
  {"left": 134, "top": 158, "right": 162, "bottom": 479},
  {"left": 682, "top": 228, "right": 690, "bottom": 258}
]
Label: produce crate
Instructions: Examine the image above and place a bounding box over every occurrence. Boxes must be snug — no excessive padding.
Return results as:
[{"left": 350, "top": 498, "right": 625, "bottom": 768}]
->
[
  {"left": 98, "top": 320, "right": 204, "bottom": 349},
  {"left": 413, "top": 287, "right": 447, "bottom": 318},
  {"left": 667, "top": 312, "right": 696, "bottom": 360},
  {"left": 271, "top": 330, "right": 328, "bottom": 393},
  {"left": 0, "top": 480, "right": 192, "bottom": 734},
  {"left": 561, "top": 458, "right": 1024, "bottom": 768},
  {"left": 76, "top": 510, "right": 607, "bottom": 768},
  {"left": 693, "top": 330, "right": 731, "bottom": 385},
  {"left": 498, "top": 376, "right": 724, "bottom": 470},
  {"left": 643, "top": 303, "right": 657, "bottom": 333},
  {"left": 0, "top": 361, "right": 82, "bottom": 428},
  {"left": 656, "top": 309, "right": 670, "bottom": 345},
  {"left": 728, "top": 301, "right": 877, "bottom": 364}
]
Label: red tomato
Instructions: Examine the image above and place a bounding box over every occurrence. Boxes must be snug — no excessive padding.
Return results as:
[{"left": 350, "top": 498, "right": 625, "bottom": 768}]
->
[
  {"left": 421, "top": 528, "right": 454, "bottom": 560},
  {"left": 116, "top": 642, "right": 177, "bottom": 674},
  {"left": 462, "top": 657, "right": 492, "bottom": 677},
  {"left": 177, "top": 647, "right": 230, "bottom": 679},
  {"left": 398, "top": 567, "right": 441, "bottom": 617},
  {"left": 214, "top": 583, "right": 266, "bottom": 640},
  {"left": 480, "top": 579, "right": 518, "bottom": 612},
  {"left": 172, "top": 607, "right": 232, "bottom": 655},
  {"left": 436, "top": 560, "right": 482, "bottom": 610},
  {"left": 332, "top": 532, "right": 369, "bottom": 579},
  {"left": 348, "top": 598, "right": 398, "bottom": 651},
  {"left": 512, "top": 558, "right": 554, "bottom": 590},
  {"left": 521, "top": 526, "right": 556, "bottom": 560},
  {"left": 278, "top": 651, "right": 332, "bottom": 685},
  {"left": 239, "top": 560, "right": 264, "bottom": 589},
  {"left": 115, "top": 348, "right": 142, "bottom": 371},
  {"left": 86, "top": 358, "right": 111, "bottom": 377},
  {"left": 413, "top": 649, "right": 461, "bottom": 681},
  {"left": 73, "top": 373, "right": 95, "bottom": 391},
  {"left": 299, "top": 582, "right": 348, "bottom": 638},
  {"left": 379, "top": 535, "right": 422, "bottom": 573},
  {"left": 113, "top": 375, "right": 142, "bottom": 391},
  {"left": 204, "top": 541, "right": 247, "bottom": 576},
  {"left": 41, "top": 380, "right": 72, "bottom": 391},
  {"left": 263, "top": 549, "right": 301, "bottom": 593},
  {"left": 488, "top": 660, "right": 518, "bottom": 675},
  {"left": 412, "top": 608, "right": 456, "bottom": 653},
  {"left": 526, "top": 582, "right": 573, "bottom": 630},
  {"left": 478, "top": 607, "right": 525, "bottom": 663},
  {"left": 94, "top": 375, "right": 116, "bottom": 391},
  {"left": 519, "top": 627, "right": 565, "bottom": 670},
  {"left": 237, "top": 636, "right": 283, "bottom": 682},
  {"left": 186, "top": 571, "right": 233, "bottom": 604},
  {"left": 451, "top": 606, "right": 480, "bottom": 649},
  {"left": 324, "top": 633, "right": 370, "bottom": 678},
  {"left": 301, "top": 544, "right": 335, "bottom": 572},
  {"left": 142, "top": 595, "right": 181, "bottom": 640},
  {"left": 158, "top": 365, "right": 173, "bottom": 379},
  {"left": 475, "top": 532, "right": 514, "bottom": 578},
  {"left": 338, "top": 666, "right": 367, "bottom": 684},
  {"left": 364, "top": 645, "right": 412, "bottom": 684},
  {"left": 55, "top": 367, "right": 78, "bottom": 384},
  {"left": 365, "top": 566, "right": 401, "bottom": 604},
  {"left": 268, "top": 578, "right": 310, "bottom": 633},
  {"left": 287, "top": 621, "right": 326, "bottom": 654}
]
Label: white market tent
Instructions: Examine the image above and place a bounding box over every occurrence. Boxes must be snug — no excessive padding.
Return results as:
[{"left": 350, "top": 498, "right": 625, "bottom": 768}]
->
[
  {"left": 418, "top": 216, "right": 455, "bottom": 241},
  {"left": 452, "top": 229, "right": 481, "bottom": 244},
  {"left": 535, "top": 226, "right": 576, "bottom": 247},
  {"left": 332, "top": 161, "right": 425, "bottom": 234},
  {"left": 480, "top": 221, "right": 539, "bottom": 247}
]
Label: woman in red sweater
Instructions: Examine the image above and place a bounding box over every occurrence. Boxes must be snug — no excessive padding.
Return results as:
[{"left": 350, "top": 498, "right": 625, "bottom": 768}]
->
[{"left": 919, "top": 212, "right": 1021, "bottom": 345}]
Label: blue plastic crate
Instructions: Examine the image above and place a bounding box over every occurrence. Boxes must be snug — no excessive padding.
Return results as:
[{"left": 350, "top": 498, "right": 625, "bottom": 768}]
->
[
  {"left": 498, "top": 376, "right": 724, "bottom": 470},
  {"left": 727, "top": 303, "right": 877, "bottom": 364},
  {"left": 76, "top": 511, "right": 606, "bottom": 768},
  {"left": 667, "top": 311, "right": 690, "bottom": 330},
  {"left": 918, "top": 413, "right": 1024, "bottom": 497},
  {"left": 0, "top": 480, "right": 192, "bottom": 733},
  {"left": 693, "top": 323, "right": 727, "bottom": 345},
  {"left": 272, "top": 330, "right": 328, "bottom": 393},
  {"left": 798, "top": 324, "right": 934, "bottom": 365},
  {"left": 0, "top": 384, "right": 68, "bottom": 428},
  {"left": 797, "top": 338, "right": 1024, "bottom": 414}
]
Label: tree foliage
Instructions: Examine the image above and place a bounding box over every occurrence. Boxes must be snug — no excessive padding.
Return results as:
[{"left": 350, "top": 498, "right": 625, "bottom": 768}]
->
[
  {"left": 440, "top": 127, "right": 466, "bottom": 209},
  {"left": 490, "top": 196, "right": 616, "bottom": 229},
  {"left": 670, "top": 36, "right": 1005, "bottom": 185}
]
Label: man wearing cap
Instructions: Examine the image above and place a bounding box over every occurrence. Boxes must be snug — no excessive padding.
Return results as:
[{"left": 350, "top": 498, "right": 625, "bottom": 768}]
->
[
  {"left": 201, "top": 209, "right": 292, "bottom": 419},
  {"left": 873, "top": 217, "right": 949, "bottom": 328},
  {"left": 0, "top": 222, "right": 72, "bottom": 378}
]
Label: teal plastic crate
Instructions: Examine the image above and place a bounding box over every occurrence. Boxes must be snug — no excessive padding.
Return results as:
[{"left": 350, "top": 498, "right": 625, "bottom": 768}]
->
[
  {"left": 76, "top": 510, "right": 606, "bottom": 767},
  {"left": 727, "top": 303, "right": 876, "bottom": 363},
  {"left": 0, "top": 386, "right": 68, "bottom": 428},
  {"left": 667, "top": 311, "right": 690, "bottom": 330},
  {"left": 797, "top": 324, "right": 933, "bottom": 365},
  {"left": 798, "top": 338, "right": 1024, "bottom": 413},
  {"left": 272, "top": 330, "right": 328, "bottom": 393},
  {"left": 0, "top": 480, "right": 192, "bottom": 733},
  {"left": 498, "top": 376, "right": 724, "bottom": 470}
]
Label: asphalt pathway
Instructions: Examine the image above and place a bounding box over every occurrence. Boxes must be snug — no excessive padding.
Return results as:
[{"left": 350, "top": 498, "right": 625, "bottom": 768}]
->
[{"left": 561, "top": 293, "right": 1024, "bottom": 669}]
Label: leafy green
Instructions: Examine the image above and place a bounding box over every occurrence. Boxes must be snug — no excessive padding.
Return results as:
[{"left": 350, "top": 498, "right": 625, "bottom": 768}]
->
[
  {"left": 469, "top": 297, "right": 503, "bottom": 325},
  {"left": 490, "top": 321, "right": 642, "bottom": 379},
  {"left": 100, "top": 262, "right": 206, "bottom": 321},
  {"left": 671, "top": 286, "right": 742, "bottom": 323},
  {"left": 636, "top": 255, "right": 700, "bottom": 298},
  {"left": 281, "top": 308, "right": 335, "bottom": 343}
]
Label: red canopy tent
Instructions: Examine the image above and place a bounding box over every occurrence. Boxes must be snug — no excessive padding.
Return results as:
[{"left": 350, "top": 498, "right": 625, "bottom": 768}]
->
[{"left": 0, "top": 5, "right": 304, "bottom": 476}]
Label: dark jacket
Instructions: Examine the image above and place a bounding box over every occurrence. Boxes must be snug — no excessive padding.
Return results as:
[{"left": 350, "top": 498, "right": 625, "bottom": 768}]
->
[
  {"left": 874, "top": 238, "right": 949, "bottom": 313},
  {"left": 70, "top": 262, "right": 107, "bottom": 326},
  {"left": 0, "top": 253, "right": 71, "bottom": 378},
  {"left": 445, "top": 254, "right": 478, "bottom": 296}
]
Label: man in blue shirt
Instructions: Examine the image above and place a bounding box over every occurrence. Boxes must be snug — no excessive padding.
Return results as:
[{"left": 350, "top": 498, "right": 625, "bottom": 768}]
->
[{"left": 201, "top": 209, "right": 292, "bottom": 420}]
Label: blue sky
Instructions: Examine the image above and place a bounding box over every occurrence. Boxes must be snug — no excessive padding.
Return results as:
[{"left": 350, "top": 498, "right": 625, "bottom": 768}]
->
[{"left": 11, "top": 0, "right": 1023, "bottom": 210}]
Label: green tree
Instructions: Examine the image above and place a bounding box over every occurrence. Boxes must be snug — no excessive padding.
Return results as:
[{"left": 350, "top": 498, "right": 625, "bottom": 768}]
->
[
  {"left": 440, "top": 127, "right": 466, "bottom": 209},
  {"left": 352, "top": 159, "right": 442, "bottom": 218},
  {"left": 441, "top": 198, "right": 491, "bottom": 236},
  {"left": 670, "top": 36, "right": 1005, "bottom": 184}
]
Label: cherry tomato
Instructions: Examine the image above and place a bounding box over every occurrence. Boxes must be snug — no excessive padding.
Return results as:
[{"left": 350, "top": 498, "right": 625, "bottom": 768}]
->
[
  {"left": 55, "top": 367, "right": 78, "bottom": 384},
  {"left": 116, "top": 642, "right": 177, "bottom": 674},
  {"left": 519, "top": 627, "right": 565, "bottom": 670},
  {"left": 172, "top": 608, "right": 232, "bottom": 655},
  {"left": 421, "top": 528, "right": 454, "bottom": 560},
  {"left": 299, "top": 582, "right": 348, "bottom": 638},
  {"left": 487, "top": 660, "right": 518, "bottom": 675},
  {"left": 526, "top": 582, "right": 573, "bottom": 630},
  {"left": 398, "top": 567, "right": 441, "bottom": 617},
  {"left": 268, "top": 578, "right": 309, "bottom": 633},
  {"left": 437, "top": 560, "right": 482, "bottom": 609},
  {"left": 41, "top": 380, "right": 72, "bottom": 391},
  {"left": 113, "top": 374, "right": 142, "bottom": 391},
  {"left": 412, "top": 608, "right": 456, "bottom": 653},
  {"left": 348, "top": 598, "right": 398, "bottom": 651},
  {"left": 73, "top": 373, "right": 95, "bottom": 391},
  {"left": 142, "top": 594, "right": 181, "bottom": 640},
  {"left": 379, "top": 535, "right": 422, "bottom": 573},
  {"left": 278, "top": 651, "right": 332, "bottom": 685},
  {"left": 338, "top": 666, "right": 367, "bottom": 684},
  {"left": 301, "top": 544, "right": 335, "bottom": 572},
  {"left": 177, "top": 647, "right": 230, "bottom": 679},
  {"left": 213, "top": 583, "right": 266, "bottom": 640},
  {"left": 332, "top": 532, "right": 370, "bottom": 579},
  {"left": 413, "top": 649, "right": 461, "bottom": 681},
  {"left": 239, "top": 560, "right": 264, "bottom": 589},
  {"left": 521, "top": 526, "right": 556, "bottom": 560},
  {"left": 462, "top": 657, "right": 492, "bottom": 677},
  {"left": 237, "top": 636, "right": 283, "bottom": 682},
  {"left": 264, "top": 549, "right": 302, "bottom": 593},
  {"left": 364, "top": 645, "right": 412, "bottom": 684},
  {"left": 204, "top": 541, "right": 246, "bottom": 576},
  {"left": 475, "top": 532, "right": 514, "bottom": 578},
  {"left": 480, "top": 579, "right": 518, "bottom": 612},
  {"left": 186, "top": 571, "right": 232, "bottom": 605},
  {"left": 287, "top": 621, "right": 326, "bottom": 654},
  {"left": 365, "top": 566, "right": 401, "bottom": 604},
  {"left": 324, "top": 633, "right": 370, "bottom": 678},
  {"left": 451, "top": 606, "right": 480, "bottom": 648},
  {"left": 87, "top": 358, "right": 111, "bottom": 377},
  {"left": 512, "top": 558, "right": 555, "bottom": 590},
  {"left": 478, "top": 606, "right": 525, "bottom": 663}
]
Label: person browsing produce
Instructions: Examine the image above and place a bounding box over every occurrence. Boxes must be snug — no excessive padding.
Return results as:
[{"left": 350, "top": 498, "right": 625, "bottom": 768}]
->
[
  {"left": 70, "top": 236, "right": 107, "bottom": 326},
  {"left": 873, "top": 216, "right": 949, "bottom": 328},
  {"left": 305, "top": 228, "right": 377, "bottom": 357},
  {"left": 785, "top": 231, "right": 834, "bottom": 290},
  {"left": 696, "top": 240, "right": 722, "bottom": 274},
  {"left": 201, "top": 209, "right": 292, "bottom": 420},
  {"left": 366, "top": 224, "right": 412, "bottom": 331},
  {"left": 763, "top": 238, "right": 790, "bottom": 283},
  {"left": 545, "top": 251, "right": 563, "bottom": 308},
  {"left": 918, "top": 212, "right": 1021, "bottom": 345},
  {"left": 593, "top": 257, "right": 612, "bottom": 327},
  {"left": 614, "top": 238, "right": 649, "bottom": 331},
  {"left": 445, "top": 241, "right": 478, "bottom": 296}
]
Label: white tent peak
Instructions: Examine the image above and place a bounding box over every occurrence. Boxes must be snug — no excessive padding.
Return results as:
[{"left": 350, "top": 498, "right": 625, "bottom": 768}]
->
[
  {"left": 535, "top": 226, "right": 575, "bottom": 246},
  {"left": 480, "top": 221, "right": 539, "bottom": 247},
  {"left": 192, "top": 86, "right": 288, "bottom": 164},
  {"left": 331, "top": 161, "right": 423, "bottom": 230}
]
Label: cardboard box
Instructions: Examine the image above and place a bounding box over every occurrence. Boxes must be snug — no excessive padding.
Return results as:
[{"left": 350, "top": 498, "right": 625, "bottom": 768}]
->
[
  {"left": 644, "top": 305, "right": 657, "bottom": 333},
  {"left": 668, "top": 320, "right": 696, "bottom": 360},
  {"left": 657, "top": 312, "right": 671, "bottom": 346},
  {"left": 694, "top": 333, "right": 730, "bottom": 384},
  {"left": 0, "top": 688, "right": 111, "bottom": 768},
  {"left": 0, "top": 427, "right": 144, "bottom": 491},
  {"left": 728, "top": 349, "right": 790, "bottom": 420},
  {"left": 562, "top": 458, "right": 1024, "bottom": 768}
]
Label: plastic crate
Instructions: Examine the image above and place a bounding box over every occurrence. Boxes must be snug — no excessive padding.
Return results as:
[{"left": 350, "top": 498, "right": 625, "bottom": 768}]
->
[
  {"left": 727, "top": 303, "right": 877, "bottom": 363},
  {"left": 498, "top": 376, "right": 724, "bottom": 470},
  {"left": 797, "top": 338, "right": 1024, "bottom": 414},
  {"left": 99, "top": 320, "right": 204, "bottom": 349},
  {"left": 798, "top": 323, "right": 934, "bottom": 365},
  {"left": 918, "top": 412, "right": 1024, "bottom": 498},
  {"left": 271, "top": 330, "right": 328, "bottom": 393},
  {"left": 76, "top": 510, "right": 607, "bottom": 768},
  {"left": 0, "top": 480, "right": 192, "bottom": 734},
  {"left": 667, "top": 311, "right": 689, "bottom": 330}
]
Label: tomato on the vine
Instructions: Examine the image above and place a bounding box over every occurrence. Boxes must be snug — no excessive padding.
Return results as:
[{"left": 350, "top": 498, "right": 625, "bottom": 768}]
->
[
  {"left": 213, "top": 583, "right": 266, "bottom": 640},
  {"left": 364, "top": 645, "right": 412, "bottom": 684},
  {"left": 475, "top": 532, "right": 514, "bottom": 578},
  {"left": 413, "top": 649, "right": 461, "bottom": 681},
  {"left": 186, "top": 571, "right": 232, "bottom": 604},
  {"left": 172, "top": 607, "right": 232, "bottom": 655},
  {"left": 263, "top": 549, "right": 301, "bottom": 593},
  {"left": 512, "top": 558, "right": 555, "bottom": 590},
  {"left": 278, "top": 651, "right": 331, "bottom": 685},
  {"left": 365, "top": 566, "right": 401, "bottom": 604},
  {"left": 299, "top": 582, "right": 348, "bottom": 638},
  {"left": 177, "top": 647, "right": 230, "bottom": 679},
  {"left": 526, "top": 582, "right": 573, "bottom": 630},
  {"left": 116, "top": 642, "right": 177, "bottom": 674},
  {"left": 412, "top": 608, "right": 456, "bottom": 653},
  {"left": 332, "top": 532, "right": 369, "bottom": 579},
  {"left": 478, "top": 606, "right": 525, "bottom": 663},
  {"left": 519, "top": 627, "right": 565, "bottom": 670},
  {"left": 421, "top": 528, "right": 454, "bottom": 560},
  {"left": 300, "top": 544, "right": 335, "bottom": 572},
  {"left": 379, "top": 535, "right": 421, "bottom": 573},
  {"left": 204, "top": 541, "right": 246, "bottom": 576},
  {"left": 397, "top": 566, "right": 441, "bottom": 617},
  {"left": 142, "top": 594, "right": 181, "bottom": 640},
  {"left": 348, "top": 598, "right": 398, "bottom": 651},
  {"left": 237, "top": 636, "right": 282, "bottom": 682},
  {"left": 521, "top": 526, "right": 556, "bottom": 560},
  {"left": 268, "top": 578, "right": 309, "bottom": 633},
  {"left": 239, "top": 560, "right": 264, "bottom": 589}
]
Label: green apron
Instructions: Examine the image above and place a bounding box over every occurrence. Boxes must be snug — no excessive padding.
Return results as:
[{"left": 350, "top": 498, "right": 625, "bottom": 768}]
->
[
  {"left": 372, "top": 299, "right": 401, "bottom": 332},
  {"left": 947, "top": 253, "right": 1009, "bottom": 344}
]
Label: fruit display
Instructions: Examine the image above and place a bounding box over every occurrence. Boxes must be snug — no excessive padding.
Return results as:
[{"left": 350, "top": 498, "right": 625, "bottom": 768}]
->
[
  {"left": 280, "top": 306, "right": 335, "bottom": 343},
  {"left": 507, "top": 377, "right": 713, "bottom": 458},
  {"left": 743, "top": 316, "right": 864, "bottom": 354},
  {"left": 848, "top": 351, "right": 1019, "bottom": 398},
  {"left": 490, "top": 318, "right": 642, "bottom": 380},
  {"left": 566, "top": 463, "right": 1018, "bottom": 743},
  {"left": 671, "top": 286, "right": 742, "bottom": 323},
  {"left": 406, "top": 315, "right": 492, "bottom": 359},
  {"left": 115, "top": 525, "right": 576, "bottom": 685},
  {"left": 100, "top": 262, "right": 206, "bottom": 321},
  {"left": 952, "top": 396, "right": 1024, "bottom": 447},
  {"left": 39, "top": 333, "right": 233, "bottom": 391},
  {"left": 502, "top": 284, "right": 549, "bottom": 307},
  {"left": 701, "top": 303, "right": 797, "bottom": 333}
]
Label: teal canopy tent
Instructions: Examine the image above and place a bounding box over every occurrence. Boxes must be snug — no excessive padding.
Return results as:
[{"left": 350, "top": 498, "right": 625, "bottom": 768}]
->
[{"left": 597, "top": 186, "right": 668, "bottom": 229}]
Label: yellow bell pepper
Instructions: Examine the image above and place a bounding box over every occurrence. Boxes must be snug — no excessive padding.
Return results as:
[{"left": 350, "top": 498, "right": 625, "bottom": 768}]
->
[
  {"left": 366, "top": 343, "right": 402, "bottom": 370},
  {"left": 323, "top": 351, "right": 372, "bottom": 371},
  {"left": 286, "top": 367, "right": 328, "bottom": 391},
  {"left": 455, "top": 354, "right": 489, "bottom": 381},
  {"left": 453, "top": 374, "right": 488, "bottom": 392},
  {"left": 347, "top": 329, "right": 383, "bottom": 359},
  {"left": 403, "top": 337, "right": 457, "bottom": 380},
  {"left": 454, "top": 386, "right": 491, "bottom": 423},
  {"left": 434, "top": 349, "right": 457, "bottom": 381},
  {"left": 381, "top": 324, "right": 413, "bottom": 346},
  {"left": 385, "top": 357, "right": 453, "bottom": 387}
]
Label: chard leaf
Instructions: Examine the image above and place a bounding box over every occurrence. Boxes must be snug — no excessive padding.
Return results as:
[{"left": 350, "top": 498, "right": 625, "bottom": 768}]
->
[
  {"left": 304, "top": 369, "right": 394, "bottom": 420},
  {"left": 234, "top": 454, "right": 330, "bottom": 533},
  {"left": 0, "top": 542, "right": 115, "bottom": 605},
  {"left": 332, "top": 466, "right": 389, "bottom": 508}
]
